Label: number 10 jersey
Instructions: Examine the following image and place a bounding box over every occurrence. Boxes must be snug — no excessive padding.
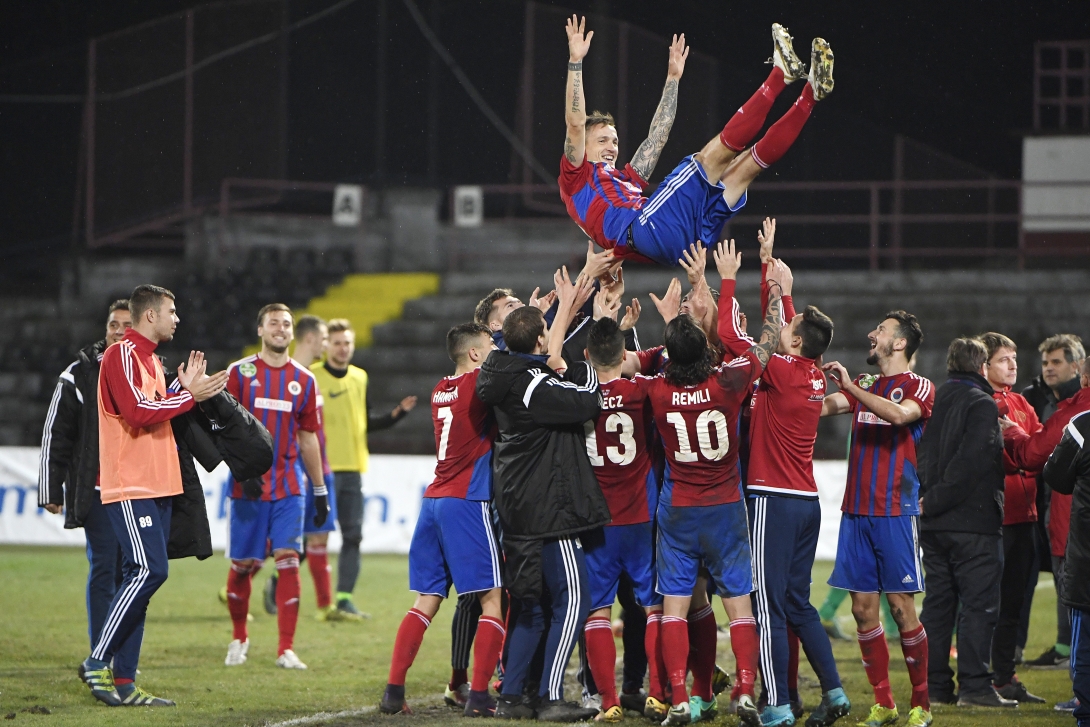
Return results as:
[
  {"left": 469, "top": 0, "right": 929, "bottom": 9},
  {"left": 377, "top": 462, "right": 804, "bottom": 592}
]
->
[{"left": 427, "top": 368, "right": 496, "bottom": 501}]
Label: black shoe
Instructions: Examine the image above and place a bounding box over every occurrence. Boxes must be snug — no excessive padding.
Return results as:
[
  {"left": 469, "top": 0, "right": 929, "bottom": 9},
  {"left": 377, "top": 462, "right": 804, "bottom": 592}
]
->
[
  {"left": 464, "top": 689, "right": 497, "bottom": 718},
  {"left": 536, "top": 699, "right": 599, "bottom": 722},
  {"left": 1026, "top": 645, "right": 1070, "bottom": 669},
  {"left": 263, "top": 574, "right": 278, "bottom": 615},
  {"left": 930, "top": 692, "right": 958, "bottom": 705},
  {"left": 995, "top": 677, "right": 1046, "bottom": 704},
  {"left": 957, "top": 688, "right": 1018, "bottom": 708},
  {"left": 619, "top": 690, "right": 647, "bottom": 712},
  {"left": 494, "top": 695, "right": 536, "bottom": 720},
  {"left": 380, "top": 684, "right": 411, "bottom": 715}
]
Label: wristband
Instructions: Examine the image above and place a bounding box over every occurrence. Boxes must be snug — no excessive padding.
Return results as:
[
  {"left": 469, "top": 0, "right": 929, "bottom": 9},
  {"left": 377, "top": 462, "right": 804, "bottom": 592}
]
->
[{"left": 568, "top": 61, "right": 583, "bottom": 71}]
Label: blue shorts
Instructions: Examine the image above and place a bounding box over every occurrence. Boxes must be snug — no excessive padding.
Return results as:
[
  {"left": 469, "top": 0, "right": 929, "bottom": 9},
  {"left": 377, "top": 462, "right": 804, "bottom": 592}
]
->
[
  {"left": 628, "top": 155, "right": 748, "bottom": 268},
  {"left": 304, "top": 473, "right": 338, "bottom": 535},
  {"left": 656, "top": 500, "right": 753, "bottom": 598},
  {"left": 408, "top": 497, "right": 503, "bottom": 597},
  {"left": 228, "top": 495, "right": 305, "bottom": 560},
  {"left": 583, "top": 522, "right": 661, "bottom": 611},
  {"left": 828, "top": 513, "right": 924, "bottom": 593}
]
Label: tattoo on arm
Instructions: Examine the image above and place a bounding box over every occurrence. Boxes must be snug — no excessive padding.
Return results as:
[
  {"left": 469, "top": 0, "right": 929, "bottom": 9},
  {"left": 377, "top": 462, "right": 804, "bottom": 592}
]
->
[
  {"left": 749, "top": 286, "right": 782, "bottom": 367},
  {"left": 564, "top": 135, "right": 577, "bottom": 164},
  {"left": 571, "top": 72, "right": 581, "bottom": 113},
  {"left": 629, "top": 78, "right": 678, "bottom": 180}
]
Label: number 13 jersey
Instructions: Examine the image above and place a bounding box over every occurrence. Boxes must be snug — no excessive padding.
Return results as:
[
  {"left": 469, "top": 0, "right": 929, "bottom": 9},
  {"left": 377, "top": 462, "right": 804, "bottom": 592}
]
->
[
  {"left": 427, "top": 368, "right": 496, "bottom": 501},
  {"left": 638, "top": 349, "right": 763, "bottom": 507},
  {"left": 586, "top": 377, "right": 657, "bottom": 526}
]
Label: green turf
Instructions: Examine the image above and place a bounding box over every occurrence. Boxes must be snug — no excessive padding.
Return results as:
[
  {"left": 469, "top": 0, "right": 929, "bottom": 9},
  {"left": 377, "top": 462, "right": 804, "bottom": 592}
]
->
[{"left": 0, "top": 545, "right": 1074, "bottom": 726}]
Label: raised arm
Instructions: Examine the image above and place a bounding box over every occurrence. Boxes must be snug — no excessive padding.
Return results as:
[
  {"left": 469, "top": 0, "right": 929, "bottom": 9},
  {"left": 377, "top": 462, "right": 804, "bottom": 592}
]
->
[
  {"left": 748, "top": 262, "right": 785, "bottom": 368},
  {"left": 714, "top": 239, "right": 755, "bottom": 358},
  {"left": 629, "top": 34, "right": 687, "bottom": 181},
  {"left": 564, "top": 15, "right": 593, "bottom": 165}
]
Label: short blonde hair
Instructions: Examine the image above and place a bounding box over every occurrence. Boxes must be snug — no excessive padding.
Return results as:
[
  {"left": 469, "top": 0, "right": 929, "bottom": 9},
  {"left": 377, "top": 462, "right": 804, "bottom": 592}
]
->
[{"left": 327, "top": 318, "right": 353, "bottom": 334}]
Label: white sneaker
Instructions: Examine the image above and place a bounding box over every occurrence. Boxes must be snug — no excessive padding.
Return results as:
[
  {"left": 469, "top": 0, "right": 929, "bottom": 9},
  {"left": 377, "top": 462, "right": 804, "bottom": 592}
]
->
[
  {"left": 225, "top": 639, "right": 249, "bottom": 666},
  {"left": 275, "top": 649, "right": 307, "bottom": 670},
  {"left": 770, "top": 23, "right": 807, "bottom": 83},
  {"left": 583, "top": 693, "right": 603, "bottom": 711}
]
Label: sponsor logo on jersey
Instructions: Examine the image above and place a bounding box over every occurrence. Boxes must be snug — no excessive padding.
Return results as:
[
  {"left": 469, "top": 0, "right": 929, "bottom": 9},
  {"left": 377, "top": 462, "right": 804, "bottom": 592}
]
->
[
  {"left": 287, "top": 380, "right": 302, "bottom": 396},
  {"left": 858, "top": 373, "right": 879, "bottom": 390},
  {"left": 255, "top": 397, "right": 293, "bottom": 412},
  {"left": 239, "top": 362, "right": 257, "bottom": 378},
  {"left": 329, "top": 389, "right": 346, "bottom": 398},
  {"left": 857, "top": 410, "right": 891, "bottom": 426},
  {"left": 890, "top": 387, "right": 904, "bottom": 403}
]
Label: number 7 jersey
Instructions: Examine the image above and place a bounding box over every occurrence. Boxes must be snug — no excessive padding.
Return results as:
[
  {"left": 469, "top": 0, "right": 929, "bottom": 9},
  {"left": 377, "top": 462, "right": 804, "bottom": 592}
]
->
[
  {"left": 637, "top": 349, "right": 764, "bottom": 507},
  {"left": 427, "top": 368, "right": 496, "bottom": 501}
]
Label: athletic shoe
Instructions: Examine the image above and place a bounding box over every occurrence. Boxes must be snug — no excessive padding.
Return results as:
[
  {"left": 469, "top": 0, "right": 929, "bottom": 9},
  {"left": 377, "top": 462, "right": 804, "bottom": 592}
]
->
[
  {"left": 712, "top": 664, "right": 733, "bottom": 695},
  {"left": 537, "top": 699, "right": 599, "bottom": 722},
  {"left": 380, "top": 684, "right": 411, "bottom": 715},
  {"left": 263, "top": 575, "right": 278, "bottom": 615},
  {"left": 596, "top": 705, "right": 624, "bottom": 722},
  {"left": 583, "top": 693, "right": 603, "bottom": 711},
  {"left": 118, "top": 685, "right": 176, "bottom": 707},
  {"left": 995, "top": 675, "right": 1045, "bottom": 703},
  {"left": 225, "top": 639, "right": 249, "bottom": 666},
  {"left": 445, "top": 682, "right": 471, "bottom": 708},
  {"left": 690, "top": 695, "right": 719, "bottom": 722},
  {"left": 81, "top": 659, "right": 122, "bottom": 707},
  {"left": 1026, "top": 645, "right": 1070, "bottom": 669},
  {"left": 904, "top": 706, "right": 932, "bottom": 727},
  {"left": 956, "top": 688, "right": 1017, "bottom": 708},
  {"left": 856, "top": 704, "right": 898, "bottom": 727},
  {"left": 1055, "top": 696, "right": 1079, "bottom": 712},
  {"left": 464, "top": 689, "right": 496, "bottom": 718},
  {"left": 736, "top": 694, "right": 762, "bottom": 727},
  {"left": 316, "top": 604, "right": 356, "bottom": 622},
  {"left": 760, "top": 703, "right": 796, "bottom": 726},
  {"left": 661, "top": 701, "right": 690, "bottom": 726},
  {"left": 619, "top": 690, "right": 646, "bottom": 712},
  {"left": 769, "top": 23, "right": 808, "bottom": 83},
  {"left": 804, "top": 688, "right": 850, "bottom": 727},
  {"left": 275, "top": 649, "right": 307, "bottom": 670},
  {"left": 822, "top": 619, "right": 852, "bottom": 641},
  {"left": 644, "top": 696, "right": 669, "bottom": 722},
  {"left": 807, "top": 38, "right": 834, "bottom": 101},
  {"left": 336, "top": 597, "right": 371, "bottom": 620},
  {"left": 495, "top": 694, "right": 536, "bottom": 720}
]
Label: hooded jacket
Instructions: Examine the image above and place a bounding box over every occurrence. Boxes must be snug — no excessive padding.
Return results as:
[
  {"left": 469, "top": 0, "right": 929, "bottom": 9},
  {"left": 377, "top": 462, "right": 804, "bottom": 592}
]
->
[
  {"left": 918, "top": 371, "right": 1005, "bottom": 535},
  {"left": 1043, "top": 410, "right": 1090, "bottom": 612},
  {"left": 475, "top": 349, "right": 610, "bottom": 541}
]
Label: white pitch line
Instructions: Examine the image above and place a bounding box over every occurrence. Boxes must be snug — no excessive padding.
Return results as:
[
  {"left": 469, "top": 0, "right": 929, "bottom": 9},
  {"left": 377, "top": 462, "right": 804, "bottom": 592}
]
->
[{"left": 265, "top": 706, "right": 376, "bottom": 727}]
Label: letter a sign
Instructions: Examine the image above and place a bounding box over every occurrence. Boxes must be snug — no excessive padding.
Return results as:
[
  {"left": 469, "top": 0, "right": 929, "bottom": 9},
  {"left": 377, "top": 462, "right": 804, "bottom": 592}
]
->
[{"left": 332, "top": 184, "right": 363, "bottom": 227}]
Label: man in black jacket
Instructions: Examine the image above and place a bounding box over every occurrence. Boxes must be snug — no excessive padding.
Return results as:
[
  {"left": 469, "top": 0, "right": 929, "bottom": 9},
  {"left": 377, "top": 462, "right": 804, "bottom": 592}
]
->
[
  {"left": 1043, "top": 408, "right": 1090, "bottom": 726},
  {"left": 917, "top": 338, "right": 1012, "bottom": 708},
  {"left": 477, "top": 289, "right": 610, "bottom": 721}
]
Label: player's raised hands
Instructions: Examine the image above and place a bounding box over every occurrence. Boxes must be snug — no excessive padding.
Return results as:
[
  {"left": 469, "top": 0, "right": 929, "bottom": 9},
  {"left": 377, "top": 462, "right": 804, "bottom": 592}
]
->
[
  {"left": 593, "top": 287, "right": 621, "bottom": 321},
  {"left": 667, "top": 33, "right": 689, "bottom": 80},
  {"left": 566, "top": 15, "right": 594, "bottom": 62},
  {"left": 529, "top": 286, "right": 557, "bottom": 313},
  {"left": 821, "top": 360, "right": 851, "bottom": 386},
  {"left": 713, "top": 238, "right": 742, "bottom": 280},
  {"left": 649, "top": 277, "right": 682, "bottom": 325},
  {"left": 619, "top": 298, "right": 641, "bottom": 331},
  {"left": 678, "top": 243, "right": 707, "bottom": 288},
  {"left": 765, "top": 257, "right": 794, "bottom": 296},
  {"left": 758, "top": 217, "right": 777, "bottom": 263},
  {"left": 600, "top": 265, "right": 625, "bottom": 300},
  {"left": 580, "top": 240, "right": 615, "bottom": 282}
]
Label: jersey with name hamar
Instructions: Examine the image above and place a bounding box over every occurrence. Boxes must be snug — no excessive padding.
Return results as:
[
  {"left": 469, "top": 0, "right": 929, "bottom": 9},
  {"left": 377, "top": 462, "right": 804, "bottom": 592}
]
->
[
  {"left": 427, "top": 368, "right": 495, "bottom": 500},
  {"left": 586, "top": 376, "right": 657, "bottom": 525}
]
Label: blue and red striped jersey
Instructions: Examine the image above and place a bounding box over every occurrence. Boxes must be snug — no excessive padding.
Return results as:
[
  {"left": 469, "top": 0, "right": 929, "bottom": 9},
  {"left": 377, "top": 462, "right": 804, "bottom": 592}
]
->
[
  {"left": 559, "top": 154, "right": 648, "bottom": 254},
  {"left": 426, "top": 369, "right": 494, "bottom": 500},
  {"left": 841, "top": 372, "right": 935, "bottom": 516},
  {"left": 586, "top": 377, "right": 657, "bottom": 525},
  {"left": 227, "top": 355, "right": 321, "bottom": 500}
]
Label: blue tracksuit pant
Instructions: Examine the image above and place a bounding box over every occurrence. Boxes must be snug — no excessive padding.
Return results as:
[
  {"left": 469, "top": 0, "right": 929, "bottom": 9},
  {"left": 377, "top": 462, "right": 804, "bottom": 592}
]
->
[
  {"left": 83, "top": 493, "right": 141, "bottom": 678},
  {"left": 90, "top": 497, "right": 171, "bottom": 680},
  {"left": 748, "top": 495, "right": 841, "bottom": 707}
]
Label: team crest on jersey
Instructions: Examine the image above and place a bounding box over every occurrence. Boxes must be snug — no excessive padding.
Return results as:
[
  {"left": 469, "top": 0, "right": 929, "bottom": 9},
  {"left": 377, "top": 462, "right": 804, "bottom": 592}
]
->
[
  {"left": 239, "top": 362, "right": 257, "bottom": 378},
  {"left": 287, "top": 380, "right": 302, "bottom": 396},
  {"left": 858, "top": 373, "right": 879, "bottom": 390},
  {"left": 890, "top": 387, "right": 904, "bottom": 403}
]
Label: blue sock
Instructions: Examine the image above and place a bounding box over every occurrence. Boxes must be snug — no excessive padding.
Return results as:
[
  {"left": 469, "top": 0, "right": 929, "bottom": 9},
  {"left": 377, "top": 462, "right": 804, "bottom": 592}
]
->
[
  {"left": 116, "top": 682, "right": 136, "bottom": 698},
  {"left": 84, "top": 657, "right": 108, "bottom": 670}
]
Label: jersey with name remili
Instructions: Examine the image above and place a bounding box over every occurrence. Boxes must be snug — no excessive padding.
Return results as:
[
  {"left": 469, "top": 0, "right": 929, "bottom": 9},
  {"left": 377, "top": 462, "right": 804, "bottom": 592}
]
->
[
  {"left": 426, "top": 369, "right": 494, "bottom": 501},
  {"left": 227, "top": 355, "right": 320, "bottom": 500},
  {"left": 638, "top": 349, "right": 763, "bottom": 508},
  {"left": 586, "top": 377, "right": 657, "bottom": 525},
  {"left": 841, "top": 372, "right": 934, "bottom": 516},
  {"left": 559, "top": 155, "right": 648, "bottom": 252}
]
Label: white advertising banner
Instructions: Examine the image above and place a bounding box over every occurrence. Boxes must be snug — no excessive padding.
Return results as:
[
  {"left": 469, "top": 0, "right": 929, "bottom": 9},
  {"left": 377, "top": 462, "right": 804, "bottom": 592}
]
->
[{"left": 0, "top": 448, "right": 849, "bottom": 560}]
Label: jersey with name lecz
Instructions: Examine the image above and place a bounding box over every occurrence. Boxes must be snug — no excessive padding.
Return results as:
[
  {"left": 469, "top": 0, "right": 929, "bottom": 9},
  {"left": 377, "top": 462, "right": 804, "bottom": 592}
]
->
[
  {"left": 841, "top": 372, "right": 935, "bottom": 516},
  {"left": 427, "top": 369, "right": 495, "bottom": 500},
  {"left": 559, "top": 155, "right": 648, "bottom": 251},
  {"left": 227, "top": 355, "right": 321, "bottom": 500},
  {"left": 638, "top": 349, "right": 763, "bottom": 508},
  {"left": 586, "top": 377, "right": 657, "bottom": 525}
]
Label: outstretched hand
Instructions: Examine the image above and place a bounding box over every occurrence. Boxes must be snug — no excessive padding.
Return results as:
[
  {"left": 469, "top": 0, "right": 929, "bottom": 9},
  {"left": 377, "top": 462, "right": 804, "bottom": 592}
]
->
[
  {"left": 529, "top": 286, "right": 557, "bottom": 313},
  {"left": 713, "top": 239, "right": 742, "bottom": 280},
  {"left": 619, "top": 298, "right": 641, "bottom": 331},
  {"left": 678, "top": 243, "right": 707, "bottom": 288},
  {"left": 667, "top": 33, "right": 689, "bottom": 80},
  {"left": 581, "top": 240, "right": 616, "bottom": 282},
  {"left": 649, "top": 278, "right": 682, "bottom": 324},
  {"left": 593, "top": 288, "right": 621, "bottom": 321},
  {"left": 765, "top": 258, "right": 794, "bottom": 296},
  {"left": 758, "top": 217, "right": 777, "bottom": 263},
  {"left": 177, "top": 351, "right": 207, "bottom": 390},
  {"left": 822, "top": 360, "right": 851, "bottom": 387},
  {"left": 566, "top": 15, "right": 594, "bottom": 62}
]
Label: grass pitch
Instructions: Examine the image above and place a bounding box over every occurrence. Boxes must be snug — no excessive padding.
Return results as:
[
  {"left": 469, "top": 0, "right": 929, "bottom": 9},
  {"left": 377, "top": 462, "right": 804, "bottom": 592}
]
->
[{"left": 0, "top": 545, "right": 1076, "bottom": 726}]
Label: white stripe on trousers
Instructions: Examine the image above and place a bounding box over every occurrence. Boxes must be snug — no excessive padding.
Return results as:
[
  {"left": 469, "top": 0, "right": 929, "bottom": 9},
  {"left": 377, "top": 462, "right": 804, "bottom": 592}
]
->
[
  {"left": 548, "top": 539, "right": 583, "bottom": 700},
  {"left": 481, "top": 502, "right": 502, "bottom": 588},
  {"left": 752, "top": 497, "right": 779, "bottom": 706},
  {"left": 639, "top": 159, "right": 699, "bottom": 223},
  {"left": 92, "top": 500, "right": 150, "bottom": 660}
]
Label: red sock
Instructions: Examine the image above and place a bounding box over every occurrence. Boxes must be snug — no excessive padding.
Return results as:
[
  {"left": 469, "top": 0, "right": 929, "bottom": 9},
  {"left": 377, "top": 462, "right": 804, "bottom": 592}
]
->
[
  {"left": 720, "top": 67, "right": 788, "bottom": 151},
  {"left": 227, "top": 560, "right": 255, "bottom": 642},
  {"left": 451, "top": 668, "right": 469, "bottom": 691},
  {"left": 787, "top": 628, "right": 799, "bottom": 694},
  {"left": 275, "top": 554, "right": 301, "bottom": 656},
  {"left": 858, "top": 625, "right": 895, "bottom": 708},
  {"left": 585, "top": 617, "right": 619, "bottom": 708},
  {"left": 661, "top": 616, "right": 690, "bottom": 706},
  {"left": 900, "top": 625, "right": 930, "bottom": 710},
  {"left": 688, "top": 605, "right": 717, "bottom": 701},
  {"left": 729, "top": 618, "right": 759, "bottom": 698},
  {"left": 307, "top": 545, "right": 332, "bottom": 610},
  {"left": 114, "top": 677, "right": 133, "bottom": 686},
  {"left": 750, "top": 83, "right": 816, "bottom": 168},
  {"left": 471, "top": 616, "right": 505, "bottom": 693},
  {"left": 645, "top": 613, "right": 666, "bottom": 701},
  {"left": 388, "top": 608, "right": 432, "bottom": 686}
]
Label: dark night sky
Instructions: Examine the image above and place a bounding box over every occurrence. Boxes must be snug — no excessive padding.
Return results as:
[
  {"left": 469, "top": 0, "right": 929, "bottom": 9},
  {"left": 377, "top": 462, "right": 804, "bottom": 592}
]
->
[{"left": 1, "top": 0, "right": 1088, "bottom": 261}]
